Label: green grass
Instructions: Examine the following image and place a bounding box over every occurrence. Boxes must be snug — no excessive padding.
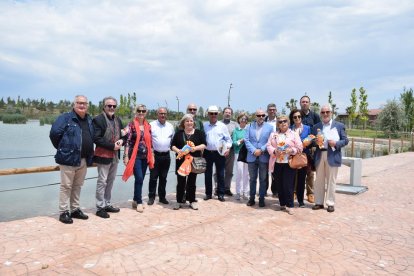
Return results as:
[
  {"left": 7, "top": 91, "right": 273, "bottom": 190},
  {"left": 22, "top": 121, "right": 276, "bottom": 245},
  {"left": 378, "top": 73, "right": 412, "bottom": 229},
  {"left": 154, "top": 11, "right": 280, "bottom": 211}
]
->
[
  {"left": 2, "top": 114, "right": 28, "bottom": 124},
  {"left": 39, "top": 115, "right": 58, "bottom": 126}
]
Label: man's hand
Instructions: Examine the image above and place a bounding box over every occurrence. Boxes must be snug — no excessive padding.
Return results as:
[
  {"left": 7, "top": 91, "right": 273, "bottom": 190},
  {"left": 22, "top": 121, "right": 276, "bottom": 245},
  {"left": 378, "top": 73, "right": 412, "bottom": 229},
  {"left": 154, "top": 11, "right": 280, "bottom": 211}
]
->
[
  {"left": 224, "top": 149, "right": 230, "bottom": 157},
  {"left": 254, "top": 149, "right": 262, "bottom": 157},
  {"left": 328, "top": 140, "right": 336, "bottom": 148}
]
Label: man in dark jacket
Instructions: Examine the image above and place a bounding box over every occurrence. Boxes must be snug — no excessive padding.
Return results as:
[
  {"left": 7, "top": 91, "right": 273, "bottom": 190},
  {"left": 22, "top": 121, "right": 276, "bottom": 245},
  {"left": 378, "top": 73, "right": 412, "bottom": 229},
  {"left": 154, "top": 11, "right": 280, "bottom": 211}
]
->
[
  {"left": 50, "top": 95, "right": 94, "bottom": 224},
  {"left": 93, "top": 96, "right": 125, "bottom": 219}
]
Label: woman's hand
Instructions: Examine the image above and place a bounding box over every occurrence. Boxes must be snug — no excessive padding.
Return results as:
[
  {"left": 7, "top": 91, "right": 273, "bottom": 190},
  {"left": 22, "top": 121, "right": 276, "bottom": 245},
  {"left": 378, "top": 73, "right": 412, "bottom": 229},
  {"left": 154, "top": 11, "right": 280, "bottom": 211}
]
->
[{"left": 123, "top": 156, "right": 129, "bottom": 166}]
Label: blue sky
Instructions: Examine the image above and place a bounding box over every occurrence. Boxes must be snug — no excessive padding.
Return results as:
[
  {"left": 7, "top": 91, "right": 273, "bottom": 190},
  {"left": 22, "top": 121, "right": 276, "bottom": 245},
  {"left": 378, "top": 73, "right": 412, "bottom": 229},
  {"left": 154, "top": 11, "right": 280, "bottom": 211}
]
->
[{"left": 1, "top": 0, "right": 413, "bottom": 113}]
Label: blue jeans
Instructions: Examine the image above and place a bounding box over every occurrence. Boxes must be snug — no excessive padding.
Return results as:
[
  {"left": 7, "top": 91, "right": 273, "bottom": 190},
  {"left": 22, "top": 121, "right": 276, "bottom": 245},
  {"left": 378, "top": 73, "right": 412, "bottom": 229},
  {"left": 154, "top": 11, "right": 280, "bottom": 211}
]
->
[
  {"left": 133, "top": 158, "right": 148, "bottom": 204},
  {"left": 205, "top": 150, "right": 226, "bottom": 196},
  {"left": 248, "top": 160, "right": 268, "bottom": 201}
]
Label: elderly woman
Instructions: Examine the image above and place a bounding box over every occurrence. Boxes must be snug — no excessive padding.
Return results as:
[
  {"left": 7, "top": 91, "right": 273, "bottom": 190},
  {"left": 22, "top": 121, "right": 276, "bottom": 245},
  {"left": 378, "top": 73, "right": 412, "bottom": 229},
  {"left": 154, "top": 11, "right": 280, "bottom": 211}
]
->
[
  {"left": 232, "top": 113, "right": 249, "bottom": 200},
  {"left": 267, "top": 115, "right": 303, "bottom": 215},
  {"left": 171, "top": 114, "right": 206, "bottom": 210},
  {"left": 289, "top": 109, "right": 311, "bottom": 208},
  {"left": 122, "top": 104, "right": 154, "bottom": 213}
]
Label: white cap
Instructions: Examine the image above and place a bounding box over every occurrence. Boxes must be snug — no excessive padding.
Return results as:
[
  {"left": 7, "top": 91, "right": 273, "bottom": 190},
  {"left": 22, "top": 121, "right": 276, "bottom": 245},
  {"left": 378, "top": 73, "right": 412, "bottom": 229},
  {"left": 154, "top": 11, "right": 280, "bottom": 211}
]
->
[{"left": 207, "top": 105, "right": 219, "bottom": 113}]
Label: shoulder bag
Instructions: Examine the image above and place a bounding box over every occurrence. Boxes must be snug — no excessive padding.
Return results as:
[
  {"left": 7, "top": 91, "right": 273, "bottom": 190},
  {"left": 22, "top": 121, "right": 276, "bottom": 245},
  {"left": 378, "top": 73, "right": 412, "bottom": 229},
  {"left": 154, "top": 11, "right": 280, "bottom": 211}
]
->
[{"left": 288, "top": 153, "right": 308, "bottom": 169}]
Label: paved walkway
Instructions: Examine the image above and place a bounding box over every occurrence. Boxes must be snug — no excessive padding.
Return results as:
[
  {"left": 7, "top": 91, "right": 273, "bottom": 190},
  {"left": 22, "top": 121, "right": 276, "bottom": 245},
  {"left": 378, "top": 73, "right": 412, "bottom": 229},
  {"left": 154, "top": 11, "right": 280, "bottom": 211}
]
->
[{"left": 1, "top": 152, "right": 414, "bottom": 275}]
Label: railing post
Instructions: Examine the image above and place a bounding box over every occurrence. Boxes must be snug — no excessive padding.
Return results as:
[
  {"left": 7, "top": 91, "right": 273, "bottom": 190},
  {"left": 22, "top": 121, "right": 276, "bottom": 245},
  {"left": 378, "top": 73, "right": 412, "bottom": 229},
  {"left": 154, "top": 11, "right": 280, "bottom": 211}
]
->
[
  {"left": 389, "top": 136, "right": 391, "bottom": 154},
  {"left": 372, "top": 137, "right": 376, "bottom": 157},
  {"left": 351, "top": 137, "right": 354, "bottom": 157}
]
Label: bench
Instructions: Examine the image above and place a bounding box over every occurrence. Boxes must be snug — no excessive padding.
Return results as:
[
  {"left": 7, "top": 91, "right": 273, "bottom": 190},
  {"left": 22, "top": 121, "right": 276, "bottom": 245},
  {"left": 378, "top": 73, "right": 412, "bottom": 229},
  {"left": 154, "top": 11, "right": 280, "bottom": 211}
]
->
[{"left": 336, "top": 157, "right": 368, "bottom": 194}]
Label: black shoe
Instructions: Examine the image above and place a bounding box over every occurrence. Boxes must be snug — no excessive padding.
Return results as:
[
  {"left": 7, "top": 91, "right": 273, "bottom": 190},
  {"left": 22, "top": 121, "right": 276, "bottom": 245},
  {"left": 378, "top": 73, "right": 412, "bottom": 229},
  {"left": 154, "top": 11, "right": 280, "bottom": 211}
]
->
[
  {"left": 247, "top": 200, "right": 255, "bottom": 206},
  {"left": 147, "top": 198, "right": 155, "bottom": 205},
  {"left": 59, "top": 211, "right": 73, "bottom": 224},
  {"left": 299, "top": 202, "right": 305, "bottom": 208},
  {"left": 327, "top": 206, "right": 335, "bottom": 212},
  {"left": 259, "top": 200, "right": 265, "bottom": 207},
  {"left": 71, "top": 208, "right": 89, "bottom": 220},
  {"left": 159, "top": 198, "right": 169, "bottom": 204},
  {"left": 105, "top": 205, "right": 120, "bottom": 213},
  {"left": 96, "top": 209, "right": 110, "bottom": 219},
  {"left": 218, "top": 195, "right": 225, "bottom": 202},
  {"left": 312, "top": 204, "right": 324, "bottom": 210},
  {"left": 204, "top": 195, "right": 212, "bottom": 201},
  {"left": 225, "top": 190, "right": 233, "bottom": 196}
]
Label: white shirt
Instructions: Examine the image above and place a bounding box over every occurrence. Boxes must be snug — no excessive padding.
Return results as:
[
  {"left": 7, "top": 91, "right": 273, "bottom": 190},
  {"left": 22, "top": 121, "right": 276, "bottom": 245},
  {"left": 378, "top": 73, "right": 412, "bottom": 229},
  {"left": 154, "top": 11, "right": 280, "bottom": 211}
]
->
[
  {"left": 266, "top": 117, "right": 277, "bottom": 132},
  {"left": 203, "top": 121, "right": 232, "bottom": 151},
  {"left": 150, "top": 120, "right": 175, "bottom": 152},
  {"left": 322, "top": 119, "right": 333, "bottom": 148}
]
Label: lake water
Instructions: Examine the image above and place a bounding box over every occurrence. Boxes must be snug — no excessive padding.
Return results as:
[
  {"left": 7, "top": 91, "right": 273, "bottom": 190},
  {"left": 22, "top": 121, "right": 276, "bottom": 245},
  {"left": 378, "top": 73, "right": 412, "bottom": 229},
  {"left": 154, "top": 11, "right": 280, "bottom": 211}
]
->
[{"left": 0, "top": 120, "right": 203, "bottom": 222}]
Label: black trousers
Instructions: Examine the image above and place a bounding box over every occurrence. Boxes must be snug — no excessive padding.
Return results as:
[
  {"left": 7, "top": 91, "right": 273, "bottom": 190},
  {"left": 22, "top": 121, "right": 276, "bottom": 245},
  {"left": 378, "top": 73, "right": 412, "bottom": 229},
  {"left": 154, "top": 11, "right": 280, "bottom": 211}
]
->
[
  {"left": 273, "top": 163, "right": 296, "bottom": 207},
  {"left": 148, "top": 154, "right": 171, "bottom": 200},
  {"left": 176, "top": 173, "right": 197, "bottom": 203}
]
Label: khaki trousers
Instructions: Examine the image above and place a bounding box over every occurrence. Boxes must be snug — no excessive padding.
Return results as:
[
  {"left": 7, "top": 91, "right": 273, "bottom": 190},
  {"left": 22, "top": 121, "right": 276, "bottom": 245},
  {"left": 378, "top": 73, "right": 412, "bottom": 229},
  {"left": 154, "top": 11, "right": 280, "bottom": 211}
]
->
[
  {"left": 59, "top": 158, "right": 87, "bottom": 213},
  {"left": 314, "top": 152, "right": 338, "bottom": 207}
]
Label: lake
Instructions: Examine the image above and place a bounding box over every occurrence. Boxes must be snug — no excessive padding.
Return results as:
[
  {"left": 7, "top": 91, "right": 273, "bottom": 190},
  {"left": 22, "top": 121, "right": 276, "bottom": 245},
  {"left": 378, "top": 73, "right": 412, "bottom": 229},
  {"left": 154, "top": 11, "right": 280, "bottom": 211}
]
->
[{"left": 0, "top": 120, "right": 203, "bottom": 222}]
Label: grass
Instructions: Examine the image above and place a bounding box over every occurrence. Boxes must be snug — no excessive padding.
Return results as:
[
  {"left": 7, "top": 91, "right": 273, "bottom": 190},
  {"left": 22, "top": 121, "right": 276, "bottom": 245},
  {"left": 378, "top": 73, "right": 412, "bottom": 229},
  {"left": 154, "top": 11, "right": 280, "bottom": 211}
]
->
[
  {"left": 2, "top": 114, "right": 28, "bottom": 124},
  {"left": 39, "top": 115, "right": 58, "bottom": 126}
]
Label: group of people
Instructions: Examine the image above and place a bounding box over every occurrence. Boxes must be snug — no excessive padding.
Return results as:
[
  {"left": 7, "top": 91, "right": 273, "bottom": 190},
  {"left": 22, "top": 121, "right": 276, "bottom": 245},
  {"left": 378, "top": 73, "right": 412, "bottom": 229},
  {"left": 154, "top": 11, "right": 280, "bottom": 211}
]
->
[{"left": 50, "top": 94, "right": 348, "bottom": 224}]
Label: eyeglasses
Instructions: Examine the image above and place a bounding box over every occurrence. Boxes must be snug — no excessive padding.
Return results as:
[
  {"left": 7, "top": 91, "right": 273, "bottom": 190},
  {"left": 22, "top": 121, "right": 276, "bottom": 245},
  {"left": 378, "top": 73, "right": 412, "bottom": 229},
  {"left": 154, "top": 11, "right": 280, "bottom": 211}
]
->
[
  {"left": 293, "top": 115, "right": 301, "bottom": 119},
  {"left": 158, "top": 113, "right": 167, "bottom": 115},
  {"left": 321, "top": 111, "right": 331, "bottom": 114},
  {"left": 256, "top": 114, "right": 266, "bottom": 118},
  {"left": 105, "top": 105, "right": 117, "bottom": 109},
  {"left": 240, "top": 118, "right": 248, "bottom": 122},
  {"left": 136, "top": 110, "right": 147, "bottom": 114},
  {"left": 188, "top": 108, "right": 197, "bottom": 111},
  {"left": 76, "top": 102, "right": 88, "bottom": 106},
  {"left": 268, "top": 108, "right": 276, "bottom": 112},
  {"left": 209, "top": 112, "right": 218, "bottom": 115},
  {"left": 278, "top": 120, "right": 288, "bottom": 124}
]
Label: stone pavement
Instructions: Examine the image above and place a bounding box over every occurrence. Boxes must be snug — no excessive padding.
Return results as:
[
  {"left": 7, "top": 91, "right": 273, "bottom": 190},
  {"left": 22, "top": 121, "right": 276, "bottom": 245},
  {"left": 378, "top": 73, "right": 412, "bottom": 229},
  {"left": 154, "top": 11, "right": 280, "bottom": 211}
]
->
[{"left": 1, "top": 152, "right": 414, "bottom": 275}]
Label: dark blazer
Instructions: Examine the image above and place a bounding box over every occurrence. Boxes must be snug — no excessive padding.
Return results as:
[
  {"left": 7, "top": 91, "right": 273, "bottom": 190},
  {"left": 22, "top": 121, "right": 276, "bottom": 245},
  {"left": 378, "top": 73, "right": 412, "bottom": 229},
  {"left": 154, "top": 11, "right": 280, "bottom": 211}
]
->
[{"left": 312, "top": 120, "right": 349, "bottom": 167}]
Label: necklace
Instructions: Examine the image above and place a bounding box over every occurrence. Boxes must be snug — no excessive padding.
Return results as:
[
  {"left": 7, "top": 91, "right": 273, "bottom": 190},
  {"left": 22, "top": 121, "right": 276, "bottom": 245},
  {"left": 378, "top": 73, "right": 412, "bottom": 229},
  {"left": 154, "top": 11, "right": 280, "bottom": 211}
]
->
[{"left": 184, "top": 129, "right": 194, "bottom": 140}]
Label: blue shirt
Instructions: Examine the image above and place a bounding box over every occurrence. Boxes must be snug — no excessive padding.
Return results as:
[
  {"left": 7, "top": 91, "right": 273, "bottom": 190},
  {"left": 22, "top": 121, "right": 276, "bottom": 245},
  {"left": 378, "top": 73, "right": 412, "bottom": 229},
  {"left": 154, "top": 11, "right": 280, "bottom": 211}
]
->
[{"left": 203, "top": 121, "right": 232, "bottom": 151}]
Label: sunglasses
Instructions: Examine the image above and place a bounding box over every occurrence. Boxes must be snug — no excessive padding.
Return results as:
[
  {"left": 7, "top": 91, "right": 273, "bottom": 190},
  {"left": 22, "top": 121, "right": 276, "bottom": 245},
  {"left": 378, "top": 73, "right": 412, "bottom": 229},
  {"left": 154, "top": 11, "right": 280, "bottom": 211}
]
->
[
  {"left": 256, "top": 114, "right": 266, "bottom": 118},
  {"left": 158, "top": 113, "right": 167, "bottom": 115},
  {"left": 105, "top": 105, "right": 117, "bottom": 109},
  {"left": 209, "top": 112, "right": 218, "bottom": 115},
  {"left": 278, "top": 120, "right": 288, "bottom": 124},
  {"left": 136, "top": 110, "right": 147, "bottom": 114},
  {"left": 293, "top": 115, "right": 301, "bottom": 119},
  {"left": 321, "top": 111, "right": 331, "bottom": 114},
  {"left": 188, "top": 108, "right": 197, "bottom": 111}
]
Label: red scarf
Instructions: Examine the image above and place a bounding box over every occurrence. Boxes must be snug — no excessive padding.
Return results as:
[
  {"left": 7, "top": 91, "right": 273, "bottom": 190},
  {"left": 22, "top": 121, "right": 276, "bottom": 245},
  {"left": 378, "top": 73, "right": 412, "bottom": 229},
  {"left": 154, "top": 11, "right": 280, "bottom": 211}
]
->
[{"left": 122, "top": 118, "right": 154, "bottom": 181}]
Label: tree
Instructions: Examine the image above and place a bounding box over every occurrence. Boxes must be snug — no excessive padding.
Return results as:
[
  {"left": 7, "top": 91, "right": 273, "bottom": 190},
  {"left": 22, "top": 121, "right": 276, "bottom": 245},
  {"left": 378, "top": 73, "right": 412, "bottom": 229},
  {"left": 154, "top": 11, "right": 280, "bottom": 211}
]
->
[
  {"left": 400, "top": 87, "right": 414, "bottom": 132},
  {"left": 285, "top": 98, "right": 297, "bottom": 113},
  {"left": 198, "top": 106, "right": 205, "bottom": 118},
  {"left": 327, "top": 91, "right": 338, "bottom": 117},
  {"left": 311, "top": 102, "right": 320, "bottom": 114},
  {"left": 358, "top": 87, "right": 369, "bottom": 129},
  {"left": 0, "top": 97, "right": 5, "bottom": 108},
  {"left": 377, "top": 99, "right": 404, "bottom": 135},
  {"left": 346, "top": 88, "right": 358, "bottom": 128}
]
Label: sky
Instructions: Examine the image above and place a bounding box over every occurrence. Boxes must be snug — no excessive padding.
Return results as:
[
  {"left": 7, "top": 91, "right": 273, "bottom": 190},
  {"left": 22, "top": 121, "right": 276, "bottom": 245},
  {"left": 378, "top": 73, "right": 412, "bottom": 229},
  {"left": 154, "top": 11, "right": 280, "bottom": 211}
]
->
[{"left": 1, "top": 0, "right": 414, "bottom": 113}]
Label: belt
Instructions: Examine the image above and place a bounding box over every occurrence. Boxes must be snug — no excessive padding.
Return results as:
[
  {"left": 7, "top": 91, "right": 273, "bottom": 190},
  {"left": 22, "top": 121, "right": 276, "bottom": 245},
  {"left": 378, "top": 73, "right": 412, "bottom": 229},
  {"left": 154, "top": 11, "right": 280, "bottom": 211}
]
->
[
  {"left": 154, "top": 151, "right": 170, "bottom": 156},
  {"left": 320, "top": 149, "right": 328, "bottom": 152}
]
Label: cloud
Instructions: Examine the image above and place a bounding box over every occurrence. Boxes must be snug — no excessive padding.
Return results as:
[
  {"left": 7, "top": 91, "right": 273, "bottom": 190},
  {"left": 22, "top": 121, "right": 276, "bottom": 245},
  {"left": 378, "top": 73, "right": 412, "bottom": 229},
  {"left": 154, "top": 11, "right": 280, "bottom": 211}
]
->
[{"left": 0, "top": 0, "right": 413, "bottom": 111}]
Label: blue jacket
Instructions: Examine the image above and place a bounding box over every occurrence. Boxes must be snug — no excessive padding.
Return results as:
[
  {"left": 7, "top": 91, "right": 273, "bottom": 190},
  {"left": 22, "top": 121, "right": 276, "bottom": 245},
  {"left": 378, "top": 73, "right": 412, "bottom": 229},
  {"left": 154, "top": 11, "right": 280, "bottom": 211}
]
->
[
  {"left": 312, "top": 120, "right": 349, "bottom": 167},
  {"left": 50, "top": 110, "right": 94, "bottom": 166},
  {"left": 245, "top": 121, "right": 274, "bottom": 163}
]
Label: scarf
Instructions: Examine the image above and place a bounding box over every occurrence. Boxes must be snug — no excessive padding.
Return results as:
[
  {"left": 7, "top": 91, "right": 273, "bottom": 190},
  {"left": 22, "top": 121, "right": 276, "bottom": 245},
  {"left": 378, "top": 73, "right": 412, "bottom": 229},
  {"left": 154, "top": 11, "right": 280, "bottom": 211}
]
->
[
  {"left": 177, "top": 154, "right": 193, "bottom": 176},
  {"left": 94, "top": 112, "right": 120, "bottom": 161},
  {"left": 122, "top": 118, "right": 154, "bottom": 181}
]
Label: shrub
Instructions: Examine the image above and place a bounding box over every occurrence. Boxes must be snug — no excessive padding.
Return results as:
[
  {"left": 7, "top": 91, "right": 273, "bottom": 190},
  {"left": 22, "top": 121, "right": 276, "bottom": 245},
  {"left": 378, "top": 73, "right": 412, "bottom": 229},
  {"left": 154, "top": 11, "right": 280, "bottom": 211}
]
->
[{"left": 2, "top": 114, "right": 27, "bottom": 124}]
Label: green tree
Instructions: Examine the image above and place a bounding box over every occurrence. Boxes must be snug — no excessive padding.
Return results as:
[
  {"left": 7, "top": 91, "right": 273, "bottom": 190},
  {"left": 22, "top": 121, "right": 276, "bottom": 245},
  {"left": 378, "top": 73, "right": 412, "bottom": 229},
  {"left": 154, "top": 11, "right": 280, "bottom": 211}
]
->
[
  {"left": 377, "top": 99, "right": 404, "bottom": 135},
  {"left": 327, "top": 91, "right": 338, "bottom": 117},
  {"left": 400, "top": 87, "right": 414, "bottom": 132},
  {"left": 0, "top": 97, "right": 5, "bottom": 108},
  {"left": 198, "top": 106, "right": 205, "bottom": 118},
  {"left": 285, "top": 98, "right": 297, "bottom": 113},
  {"left": 358, "top": 87, "right": 369, "bottom": 129},
  {"left": 311, "top": 102, "right": 320, "bottom": 114},
  {"left": 346, "top": 88, "right": 358, "bottom": 128}
]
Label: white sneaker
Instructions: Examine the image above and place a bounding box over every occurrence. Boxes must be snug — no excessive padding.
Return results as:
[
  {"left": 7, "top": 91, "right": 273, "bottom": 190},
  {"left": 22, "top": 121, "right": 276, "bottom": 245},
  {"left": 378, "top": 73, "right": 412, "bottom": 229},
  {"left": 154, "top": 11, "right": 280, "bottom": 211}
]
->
[
  {"left": 286, "top": 207, "right": 294, "bottom": 215},
  {"left": 136, "top": 204, "right": 144, "bottom": 213},
  {"left": 173, "top": 202, "right": 181, "bottom": 210},
  {"left": 235, "top": 194, "right": 241, "bottom": 200},
  {"left": 190, "top": 202, "right": 198, "bottom": 210}
]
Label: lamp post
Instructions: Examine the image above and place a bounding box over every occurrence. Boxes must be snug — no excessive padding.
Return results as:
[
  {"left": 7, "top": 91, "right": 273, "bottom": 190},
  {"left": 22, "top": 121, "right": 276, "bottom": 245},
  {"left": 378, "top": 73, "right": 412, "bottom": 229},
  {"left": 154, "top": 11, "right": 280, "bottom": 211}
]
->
[
  {"left": 227, "top": 83, "right": 233, "bottom": 107},
  {"left": 176, "top": 96, "right": 180, "bottom": 118}
]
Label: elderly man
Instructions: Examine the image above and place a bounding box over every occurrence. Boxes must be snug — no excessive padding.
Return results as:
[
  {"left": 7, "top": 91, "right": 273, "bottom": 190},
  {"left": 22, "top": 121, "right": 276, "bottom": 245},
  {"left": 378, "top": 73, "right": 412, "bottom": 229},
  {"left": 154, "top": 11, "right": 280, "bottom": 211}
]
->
[
  {"left": 204, "top": 105, "right": 232, "bottom": 202},
  {"left": 93, "top": 96, "right": 124, "bottom": 219},
  {"left": 309, "top": 104, "right": 349, "bottom": 212},
  {"left": 245, "top": 109, "right": 273, "bottom": 207},
  {"left": 214, "top": 107, "right": 238, "bottom": 196},
  {"left": 300, "top": 95, "right": 321, "bottom": 204},
  {"left": 50, "top": 95, "right": 94, "bottom": 224},
  {"left": 148, "top": 107, "right": 175, "bottom": 205},
  {"left": 186, "top": 103, "right": 204, "bottom": 131}
]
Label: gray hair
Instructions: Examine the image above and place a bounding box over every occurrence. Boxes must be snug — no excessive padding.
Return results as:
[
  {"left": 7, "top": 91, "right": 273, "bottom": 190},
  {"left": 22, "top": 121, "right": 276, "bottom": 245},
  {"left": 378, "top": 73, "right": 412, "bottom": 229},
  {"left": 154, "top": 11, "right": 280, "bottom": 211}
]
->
[
  {"left": 320, "top": 104, "right": 333, "bottom": 112},
  {"left": 157, "top": 107, "right": 168, "bottom": 114},
  {"left": 73, "top": 95, "right": 88, "bottom": 106},
  {"left": 135, "top": 104, "right": 147, "bottom": 112},
  {"left": 179, "top": 113, "right": 194, "bottom": 130},
  {"left": 102, "top": 96, "right": 117, "bottom": 106}
]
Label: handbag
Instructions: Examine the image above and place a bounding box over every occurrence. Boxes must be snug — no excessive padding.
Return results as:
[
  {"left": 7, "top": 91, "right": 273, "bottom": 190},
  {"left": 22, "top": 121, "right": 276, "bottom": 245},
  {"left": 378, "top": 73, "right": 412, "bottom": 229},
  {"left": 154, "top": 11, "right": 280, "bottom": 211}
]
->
[
  {"left": 288, "top": 153, "right": 308, "bottom": 169},
  {"left": 237, "top": 144, "right": 247, "bottom": 163},
  {"left": 191, "top": 156, "right": 207, "bottom": 174}
]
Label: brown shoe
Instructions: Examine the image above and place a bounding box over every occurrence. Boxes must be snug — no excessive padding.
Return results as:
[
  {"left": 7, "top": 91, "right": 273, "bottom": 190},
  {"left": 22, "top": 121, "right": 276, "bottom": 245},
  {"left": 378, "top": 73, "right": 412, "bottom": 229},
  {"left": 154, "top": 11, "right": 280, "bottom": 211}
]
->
[
  {"left": 312, "top": 204, "right": 324, "bottom": 210},
  {"left": 307, "top": 194, "right": 315, "bottom": 203}
]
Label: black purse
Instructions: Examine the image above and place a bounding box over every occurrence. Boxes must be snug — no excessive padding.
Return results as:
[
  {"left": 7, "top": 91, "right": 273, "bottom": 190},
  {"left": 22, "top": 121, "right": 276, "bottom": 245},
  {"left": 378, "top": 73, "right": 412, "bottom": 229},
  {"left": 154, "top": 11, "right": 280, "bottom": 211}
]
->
[
  {"left": 191, "top": 156, "right": 207, "bottom": 174},
  {"left": 237, "top": 144, "right": 247, "bottom": 163}
]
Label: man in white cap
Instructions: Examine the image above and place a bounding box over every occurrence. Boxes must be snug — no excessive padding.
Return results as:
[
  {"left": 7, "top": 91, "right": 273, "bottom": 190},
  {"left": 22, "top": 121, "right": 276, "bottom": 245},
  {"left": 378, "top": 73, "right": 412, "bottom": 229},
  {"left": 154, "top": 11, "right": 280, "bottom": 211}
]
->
[{"left": 203, "top": 105, "right": 232, "bottom": 202}]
